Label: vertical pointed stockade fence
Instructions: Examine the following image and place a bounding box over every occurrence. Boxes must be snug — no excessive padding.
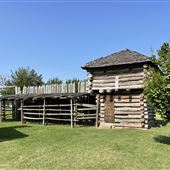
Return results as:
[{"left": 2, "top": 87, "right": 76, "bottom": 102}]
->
[{"left": 15, "top": 82, "right": 87, "bottom": 94}]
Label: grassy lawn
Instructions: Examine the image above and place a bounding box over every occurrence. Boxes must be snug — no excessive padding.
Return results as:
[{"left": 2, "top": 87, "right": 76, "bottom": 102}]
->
[{"left": 0, "top": 122, "right": 170, "bottom": 170}]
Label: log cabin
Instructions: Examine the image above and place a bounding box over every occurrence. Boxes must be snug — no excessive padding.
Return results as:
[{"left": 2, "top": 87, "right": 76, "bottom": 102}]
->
[{"left": 82, "top": 49, "right": 156, "bottom": 129}]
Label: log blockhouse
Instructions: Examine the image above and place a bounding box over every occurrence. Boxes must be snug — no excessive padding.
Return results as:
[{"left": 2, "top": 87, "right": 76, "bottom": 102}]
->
[
  {"left": 0, "top": 49, "right": 156, "bottom": 129},
  {"left": 82, "top": 49, "right": 156, "bottom": 129}
]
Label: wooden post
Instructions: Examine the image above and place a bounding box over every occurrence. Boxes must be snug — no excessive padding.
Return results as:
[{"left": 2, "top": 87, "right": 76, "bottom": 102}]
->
[
  {"left": 12, "top": 100, "right": 15, "bottom": 120},
  {"left": 70, "top": 98, "right": 74, "bottom": 128},
  {"left": 2, "top": 100, "right": 5, "bottom": 121},
  {"left": 0, "top": 100, "right": 2, "bottom": 122},
  {"left": 43, "top": 98, "right": 46, "bottom": 125},
  {"left": 74, "top": 99, "right": 77, "bottom": 125},
  {"left": 21, "top": 100, "right": 24, "bottom": 124},
  {"left": 96, "top": 94, "right": 100, "bottom": 128}
]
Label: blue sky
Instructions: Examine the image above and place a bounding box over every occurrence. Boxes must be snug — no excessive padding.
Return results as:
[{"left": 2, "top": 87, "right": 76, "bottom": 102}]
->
[{"left": 0, "top": 1, "right": 170, "bottom": 81}]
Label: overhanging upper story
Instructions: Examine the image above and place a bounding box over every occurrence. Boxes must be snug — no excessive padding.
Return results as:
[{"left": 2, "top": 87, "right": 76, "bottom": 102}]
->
[{"left": 82, "top": 49, "right": 156, "bottom": 93}]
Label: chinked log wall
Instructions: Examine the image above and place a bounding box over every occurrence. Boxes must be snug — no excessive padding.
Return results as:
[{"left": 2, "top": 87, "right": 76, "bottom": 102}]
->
[
  {"left": 99, "top": 92, "right": 145, "bottom": 128},
  {"left": 87, "top": 66, "right": 155, "bottom": 128},
  {"left": 87, "top": 67, "right": 144, "bottom": 93}
]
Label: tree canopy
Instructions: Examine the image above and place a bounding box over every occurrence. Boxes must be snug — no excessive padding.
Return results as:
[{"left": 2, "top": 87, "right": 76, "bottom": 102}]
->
[
  {"left": 10, "top": 67, "right": 44, "bottom": 92},
  {"left": 145, "top": 42, "right": 170, "bottom": 122},
  {"left": 46, "top": 77, "right": 63, "bottom": 84}
]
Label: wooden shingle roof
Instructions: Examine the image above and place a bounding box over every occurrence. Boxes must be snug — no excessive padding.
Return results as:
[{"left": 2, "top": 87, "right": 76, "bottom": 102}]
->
[{"left": 82, "top": 49, "right": 151, "bottom": 69}]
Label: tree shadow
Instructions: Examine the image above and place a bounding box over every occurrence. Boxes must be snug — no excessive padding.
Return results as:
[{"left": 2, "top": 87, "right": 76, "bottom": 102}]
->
[
  {"left": 0, "top": 125, "right": 30, "bottom": 143},
  {"left": 153, "top": 135, "right": 170, "bottom": 145},
  {"left": 154, "top": 119, "right": 167, "bottom": 127}
]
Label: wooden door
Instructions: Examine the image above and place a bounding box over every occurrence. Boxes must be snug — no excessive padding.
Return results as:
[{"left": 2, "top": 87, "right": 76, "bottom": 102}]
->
[{"left": 104, "top": 95, "right": 114, "bottom": 123}]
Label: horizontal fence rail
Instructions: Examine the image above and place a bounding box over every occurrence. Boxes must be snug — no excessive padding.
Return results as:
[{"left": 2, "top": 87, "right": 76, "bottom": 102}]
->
[{"left": 15, "top": 82, "right": 87, "bottom": 94}]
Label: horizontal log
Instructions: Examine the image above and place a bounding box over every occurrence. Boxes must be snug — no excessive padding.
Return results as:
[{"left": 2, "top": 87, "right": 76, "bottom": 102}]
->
[
  {"left": 114, "top": 94, "right": 141, "bottom": 98},
  {"left": 24, "top": 112, "right": 43, "bottom": 115},
  {"left": 115, "top": 107, "right": 141, "bottom": 111},
  {"left": 77, "top": 117, "right": 96, "bottom": 120},
  {"left": 46, "top": 117, "right": 71, "bottom": 121},
  {"left": 114, "top": 103, "right": 141, "bottom": 107},
  {"left": 46, "top": 109, "right": 70, "bottom": 112},
  {"left": 21, "top": 108, "right": 43, "bottom": 111},
  {"left": 93, "top": 79, "right": 115, "bottom": 83},
  {"left": 118, "top": 76, "right": 144, "bottom": 82},
  {"left": 92, "top": 81, "right": 143, "bottom": 89},
  {"left": 77, "top": 104, "right": 96, "bottom": 108},
  {"left": 77, "top": 108, "right": 96, "bottom": 111},
  {"left": 77, "top": 114, "right": 96, "bottom": 117},
  {"left": 46, "top": 113, "right": 71, "bottom": 116},
  {"left": 93, "top": 72, "right": 144, "bottom": 80},
  {"left": 92, "top": 85, "right": 144, "bottom": 91},
  {"left": 114, "top": 99, "right": 140, "bottom": 103},
  {"left": 119, "top": 80, "right": 144, "bottom": 85},
  {"left": 24, "top": 116, "right": 43, "bottom": 120},
  {"left": 93, "top": 68, "right": 143, "bottom": 76},
  {"left": 119, "top": 85, "right": 144, "bottom": 89},
  {"left": 23, "top": 104, "right": 72, "bottom": 108},
  {"left": 115, "top": 119, "right": 144, "bottom": 123},
  {"left": 114, "top": 111, "right": 141, "bottom": 114},
  {"left": 100, "top": 99, "right": 105, "bottom": 103},
  {"left": 100, "top": 103, "right": 105, "bottom": 107},
  {"left": 115, "top": 115, "right": 142, "bottom": 119}
]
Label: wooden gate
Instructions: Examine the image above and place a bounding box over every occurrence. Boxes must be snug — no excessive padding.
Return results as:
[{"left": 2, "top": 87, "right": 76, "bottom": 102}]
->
[{"left": 104, "top": 95, "right": 114, "bottom": 123}]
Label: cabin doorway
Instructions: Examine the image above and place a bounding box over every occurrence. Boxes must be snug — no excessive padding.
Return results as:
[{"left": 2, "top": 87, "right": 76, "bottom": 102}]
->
[{"left": 104, "top": 95, "right": 114, "bottom": 123}]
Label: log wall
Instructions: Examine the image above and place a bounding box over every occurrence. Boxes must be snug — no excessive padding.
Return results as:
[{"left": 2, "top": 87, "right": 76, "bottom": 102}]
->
[
  {"left": 99, "top": 91, "right": 146, "bottom": 128},
  {"left": 87, "top": 66, "right": 144, "bottom": 92}
]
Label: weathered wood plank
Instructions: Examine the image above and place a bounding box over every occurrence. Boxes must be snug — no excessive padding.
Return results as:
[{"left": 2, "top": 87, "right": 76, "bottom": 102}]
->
[
  {"left": 115, "top": 115, "right": 142, "bottom": 119},
  {"left": 114, "top": 103, "right": 141, "bottom": 107},
  {"left": 24, "top": 116, "right": 43, "bottom": 120},
  {"left": 115, "top": 107, "right": 141, "bottom": 111},
  {"left": 115, "top": 119, "right": 144, "bottom": 123}
]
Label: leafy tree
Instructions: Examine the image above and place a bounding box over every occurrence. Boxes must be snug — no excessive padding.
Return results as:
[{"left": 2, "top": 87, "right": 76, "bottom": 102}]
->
[
  {"left": 10, "top": 67, "right": 44, "bottom": 93},
  {"left": 46, "top": 77, "right": 63, "bottom": 84},
  {"left": 0, "top": 75, "right": 15, "bottom": 95},
  {"left": 145, "top": 42, "right": 170, "bottom": 122}
]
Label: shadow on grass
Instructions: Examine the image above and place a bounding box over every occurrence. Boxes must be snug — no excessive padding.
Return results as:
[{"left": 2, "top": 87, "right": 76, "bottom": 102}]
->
[
  {"left": 154, "top": 119, "right": 167, "bottom": 127},
  {"left": 154, "top": 135, "right": 170, "bottom": 145},
  {"left": 0, "top": 125, "right": 30, "bottom": 143}
]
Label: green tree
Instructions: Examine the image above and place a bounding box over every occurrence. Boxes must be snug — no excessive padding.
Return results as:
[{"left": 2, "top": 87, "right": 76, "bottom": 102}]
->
[
  {"left": 10, "top": 67, "right": 44, "bottom": 93},
  {"left": 46, "top": 77, "right": 63, "bottom": 84},
  {"left": 145, "top": 42, "right": 170, "bottom": 122},
  {"left": 0, "top": 75, "right": 15, "bottom": 95}
]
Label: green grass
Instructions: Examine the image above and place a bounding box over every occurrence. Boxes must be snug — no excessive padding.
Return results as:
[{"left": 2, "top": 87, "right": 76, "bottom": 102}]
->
[{"left": 0, "top": 122, "right": 170, "bottom": 170}]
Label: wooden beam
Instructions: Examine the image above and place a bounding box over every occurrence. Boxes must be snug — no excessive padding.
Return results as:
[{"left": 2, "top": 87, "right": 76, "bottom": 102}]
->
[
  {"left": 96, "top": 94, "right": 100, "bottom": 128},
  {"left": 43, "top": 98, "right": 46, "bottom": 125},
  {"left": 21, "top": 100, "right": 24, "bottom": 124},
  {"left": 70, "top": 98, "right": 74, "bottom": 128}
]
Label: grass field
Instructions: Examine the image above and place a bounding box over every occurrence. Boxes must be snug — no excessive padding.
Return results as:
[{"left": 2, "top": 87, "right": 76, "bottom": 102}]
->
[{"left": 0, "top": 122, "right": 170, "bottom": 170}]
